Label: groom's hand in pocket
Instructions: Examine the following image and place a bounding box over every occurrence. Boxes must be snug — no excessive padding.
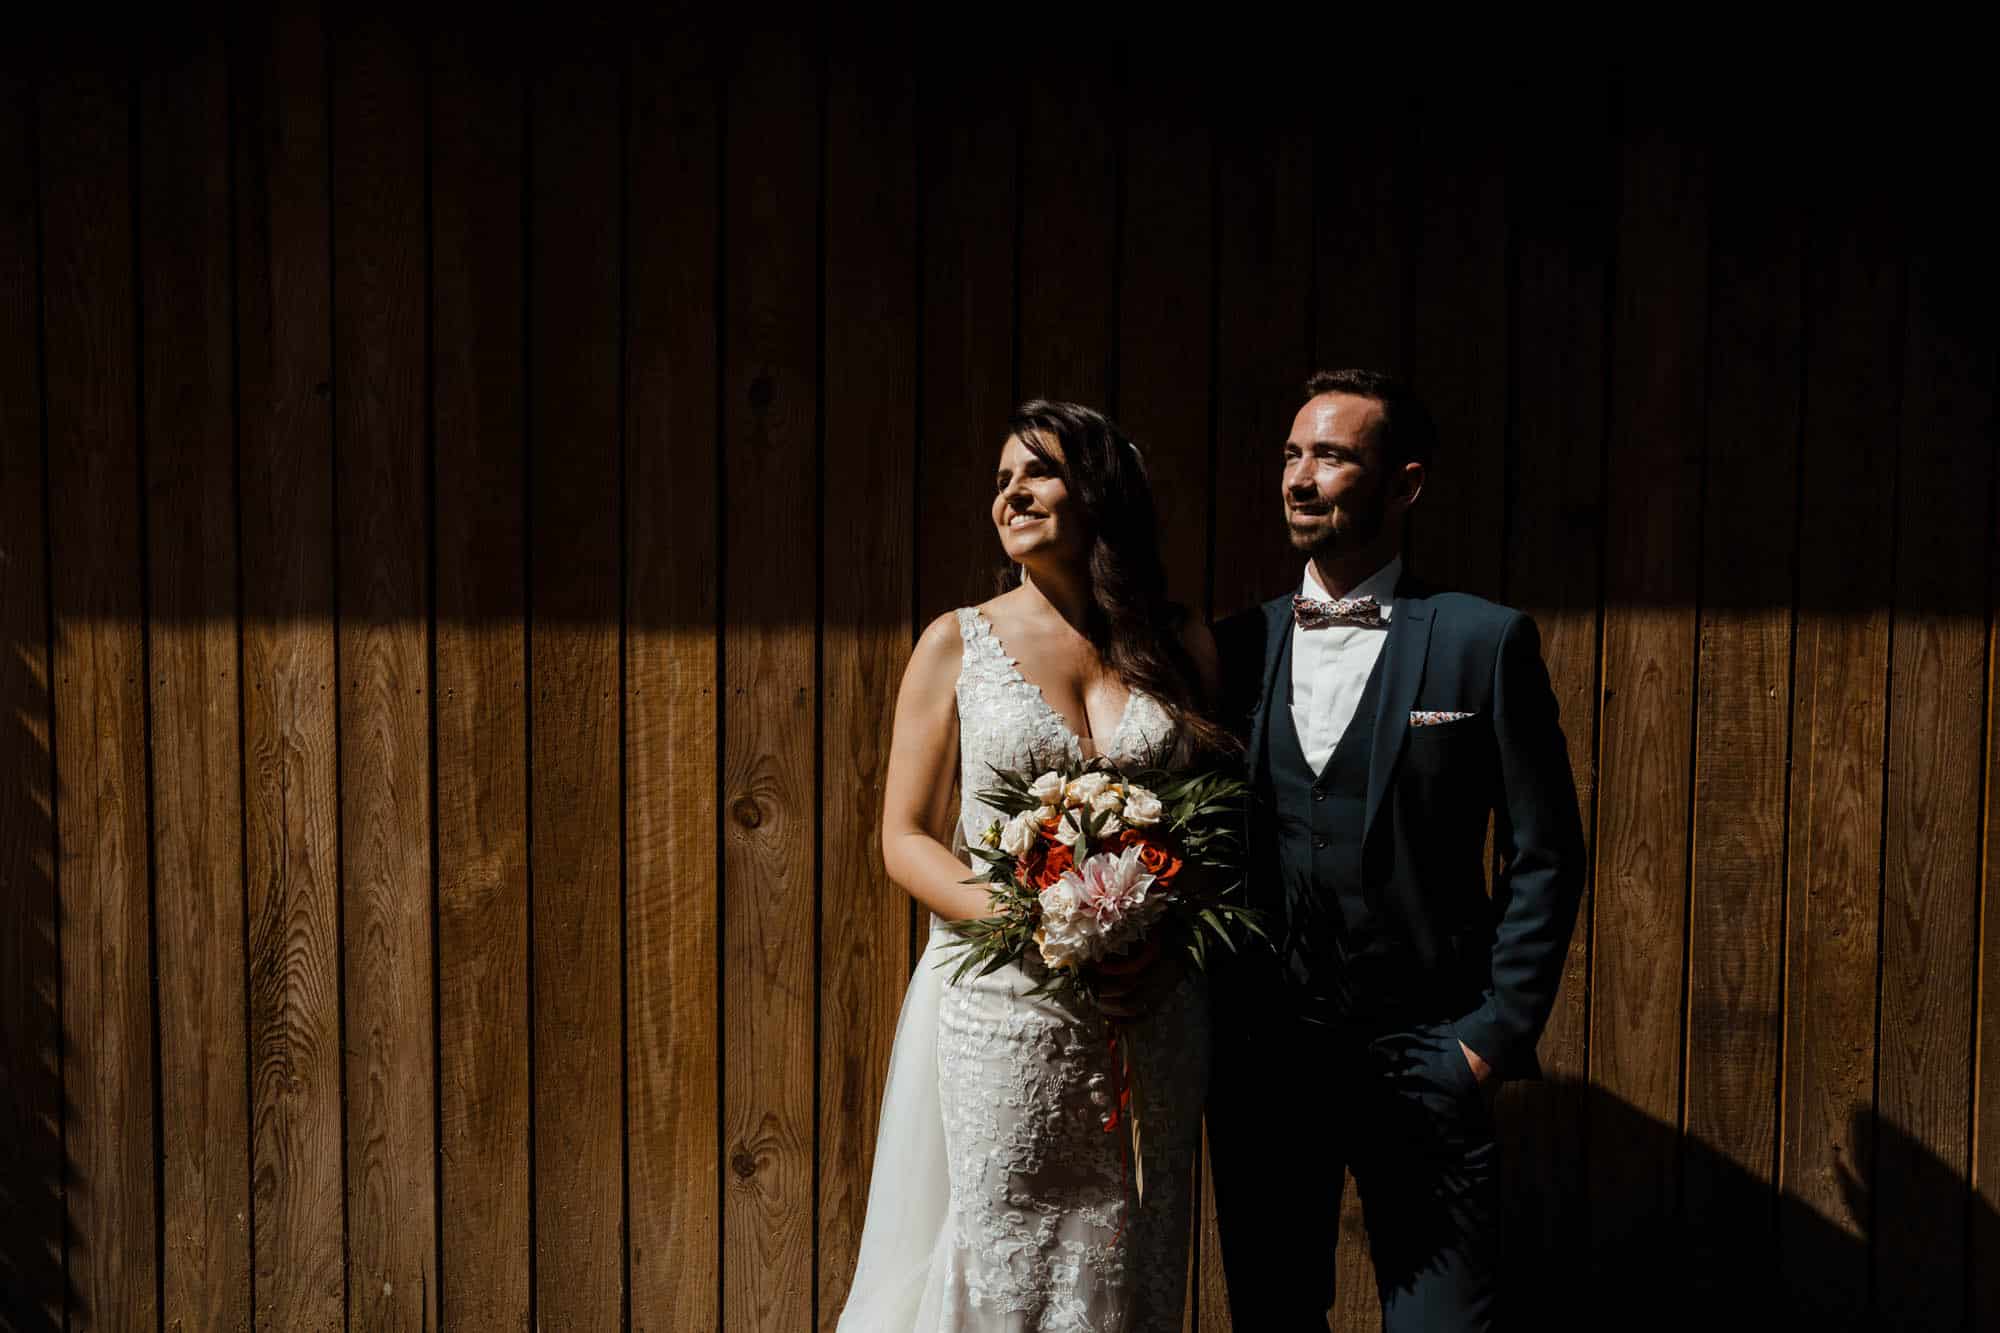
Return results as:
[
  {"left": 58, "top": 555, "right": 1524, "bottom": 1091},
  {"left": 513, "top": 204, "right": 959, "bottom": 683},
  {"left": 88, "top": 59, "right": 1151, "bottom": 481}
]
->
[{"left": 1458, "top": 1038, "right": 1500, "bottom": 1110}]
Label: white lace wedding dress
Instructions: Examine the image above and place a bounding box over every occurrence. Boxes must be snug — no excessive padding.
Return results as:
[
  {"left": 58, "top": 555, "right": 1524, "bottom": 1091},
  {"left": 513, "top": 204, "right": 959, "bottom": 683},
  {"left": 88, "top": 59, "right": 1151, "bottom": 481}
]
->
[{"left": 836, "top": 607, "right": 1211, "bottom": 1333}]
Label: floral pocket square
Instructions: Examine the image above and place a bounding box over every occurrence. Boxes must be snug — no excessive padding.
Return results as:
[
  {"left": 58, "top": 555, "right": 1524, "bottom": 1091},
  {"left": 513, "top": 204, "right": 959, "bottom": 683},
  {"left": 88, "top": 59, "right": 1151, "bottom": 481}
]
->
[{"left": 1409, "top": 710, "right": 1476, "bottom": 727}]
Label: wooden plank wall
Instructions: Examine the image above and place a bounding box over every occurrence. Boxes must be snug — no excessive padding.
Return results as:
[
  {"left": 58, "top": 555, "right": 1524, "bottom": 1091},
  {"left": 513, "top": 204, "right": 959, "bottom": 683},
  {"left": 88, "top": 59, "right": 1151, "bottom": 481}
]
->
[{"left": 2, "top": 20, "right": 1996, "bottom": 1332}]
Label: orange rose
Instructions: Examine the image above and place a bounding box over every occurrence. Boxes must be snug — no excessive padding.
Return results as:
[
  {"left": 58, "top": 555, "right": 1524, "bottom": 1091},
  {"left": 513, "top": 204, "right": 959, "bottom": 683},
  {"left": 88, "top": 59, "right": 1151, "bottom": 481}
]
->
[
  {"left": 1137, "top": 841, "right": 1181, "bottom": 882},
  {"left": 1035, "top": 842, "right": 1074, "bottom": 889}
]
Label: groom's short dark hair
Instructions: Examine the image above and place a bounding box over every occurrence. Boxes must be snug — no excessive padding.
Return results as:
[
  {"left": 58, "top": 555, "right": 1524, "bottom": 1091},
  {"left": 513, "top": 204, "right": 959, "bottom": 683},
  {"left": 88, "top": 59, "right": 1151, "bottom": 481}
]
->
[{"left": 1302, "top": 369, "right": 1437, "bottom": 470}]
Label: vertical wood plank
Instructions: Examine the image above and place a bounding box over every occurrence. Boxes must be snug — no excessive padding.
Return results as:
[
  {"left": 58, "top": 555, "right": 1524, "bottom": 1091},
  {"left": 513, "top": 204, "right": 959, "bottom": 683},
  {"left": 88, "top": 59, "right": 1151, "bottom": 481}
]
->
[
  {"left": 815, "top": 28, "right": 916, "bottom": 1330},
  {"left": 1403, "top": 91, "right": 1506, "bottom": 600},
  {"left": 909, "top": 63, "right": 1015, "bottom": 970},
  {"left": 430, "top": 20, "right": 530, "bottom": 1329},
  {"left": 1016, "top": 58, "right": 1114, "bottom": 407},
  {"left": 625, "top": 18, "right": 720, "bottom": 1332},
  {"left": 1114, "top": 69, "right": 1218, "bottom": 1326},
  {"left": 140, "top": 30, "right": 252, "bottom": 1330},
  {"left": 234, "top": 5, "right": 347, "bottom": 1323},
  {"left": 1114, "top": 63, "right": 1212, "bottom": 614},
  {"left": 1872, "top": 221, "right": 1995, "bottom": 1328},
  {"left": 1312, "top": 84, "right": 1404, "bottom": 377},
  {"left": 1206, "top": 101, "right": 1317, "bottom": 1332},
  {"left": 0, "top": 68, "right": 65, "bottom": 1333},
  {"left": 1588, "top": 93, "right": 1707, "bottom": 1265},
  {"left": 1309, "top": 95, "right": 1406, "bottom": 1330},
  {"left": 914, "top": 69, "right": 1016, "bottom": 626},
  {"left": 1980, "top": 381, "right": 2000, "bottom": 1333},
  {"left": 527, "top": 48, "right": 625, "bottom": 1333},
  {"left": 1498, "top": 73, "right": 1612, "bottom": 1317},
  {"left": 330, "top": 11, "right": 436, "bottom": 1327},
  {"left": 1680, "top": 88, "right": 1803, "bottom": 1315},
  {"left": 1208, "top": 115, "right": 1312, "bottom": 622},
  {"left": 40, "top": 65, "right": 159, "bottom": 1331},
  {"left": 720, "top": 26, "right": 818, "bottom": 1331},
  {"left": 1779, "top": 131, "right": 1904, "bottom": 1318}
]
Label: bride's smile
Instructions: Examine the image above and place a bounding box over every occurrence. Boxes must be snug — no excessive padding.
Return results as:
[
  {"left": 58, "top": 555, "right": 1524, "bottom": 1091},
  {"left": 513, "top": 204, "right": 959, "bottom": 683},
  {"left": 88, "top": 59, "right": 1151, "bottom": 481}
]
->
[{"left": 992, "top": 431, "right": 1087, "bottom": 565}]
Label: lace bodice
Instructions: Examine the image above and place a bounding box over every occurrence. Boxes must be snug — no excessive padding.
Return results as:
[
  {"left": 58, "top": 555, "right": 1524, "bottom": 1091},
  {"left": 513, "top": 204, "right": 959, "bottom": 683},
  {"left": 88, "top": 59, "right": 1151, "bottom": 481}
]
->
[{"left": 952, "top": 607, "right": 1178, "bottom": 846}]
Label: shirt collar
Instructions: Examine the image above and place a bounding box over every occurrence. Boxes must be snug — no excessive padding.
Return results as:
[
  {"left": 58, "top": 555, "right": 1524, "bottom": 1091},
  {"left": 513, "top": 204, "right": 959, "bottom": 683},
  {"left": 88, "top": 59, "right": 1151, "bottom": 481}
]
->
[{"left": 1300, "top": 555, "right": 1402, "bottom": 619}]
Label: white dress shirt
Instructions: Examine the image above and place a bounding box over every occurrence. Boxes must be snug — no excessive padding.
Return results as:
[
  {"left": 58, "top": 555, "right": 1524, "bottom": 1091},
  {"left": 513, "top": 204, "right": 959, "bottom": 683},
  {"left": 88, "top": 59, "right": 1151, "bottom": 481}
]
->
[{"left": 1289, "top": 556, "right": 1402, "bottom": 773}]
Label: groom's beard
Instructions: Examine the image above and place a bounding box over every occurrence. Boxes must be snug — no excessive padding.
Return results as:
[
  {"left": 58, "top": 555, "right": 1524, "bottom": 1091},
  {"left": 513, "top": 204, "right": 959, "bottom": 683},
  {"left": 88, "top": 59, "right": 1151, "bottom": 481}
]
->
[{"left": 1285, "top": 481, "right": 1389, "bottom": 557}]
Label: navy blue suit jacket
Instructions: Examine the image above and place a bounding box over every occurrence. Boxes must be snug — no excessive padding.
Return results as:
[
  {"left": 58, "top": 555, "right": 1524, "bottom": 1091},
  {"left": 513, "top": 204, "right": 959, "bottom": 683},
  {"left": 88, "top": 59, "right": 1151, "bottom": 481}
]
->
[{"left": 1214, "top": 575, "right": 1587, "bottom": 1079}]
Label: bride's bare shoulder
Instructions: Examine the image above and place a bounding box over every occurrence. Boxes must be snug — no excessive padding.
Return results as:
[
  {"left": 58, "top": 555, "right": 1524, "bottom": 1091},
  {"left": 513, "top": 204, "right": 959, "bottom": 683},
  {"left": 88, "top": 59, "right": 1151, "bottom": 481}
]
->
[
  {"left": 902, "top": 610, "right": 967, "bottom": 683},
  {"left": 972, "top": 586, "right": 1034, "bottom": 630}
]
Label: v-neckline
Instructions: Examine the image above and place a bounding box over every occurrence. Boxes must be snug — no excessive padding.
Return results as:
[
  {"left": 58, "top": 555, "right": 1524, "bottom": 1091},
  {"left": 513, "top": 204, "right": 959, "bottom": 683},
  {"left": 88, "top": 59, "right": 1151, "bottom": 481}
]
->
[{"left": 971, "top": 607, "right": 1136, "bottom": 757}]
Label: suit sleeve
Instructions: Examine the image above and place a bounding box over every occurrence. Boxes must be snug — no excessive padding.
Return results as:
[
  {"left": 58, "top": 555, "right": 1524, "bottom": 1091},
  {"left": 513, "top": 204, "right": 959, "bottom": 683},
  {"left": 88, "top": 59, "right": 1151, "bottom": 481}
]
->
[{"left": 1452, "top": 612, "right": 1587, "bottom": 1078}]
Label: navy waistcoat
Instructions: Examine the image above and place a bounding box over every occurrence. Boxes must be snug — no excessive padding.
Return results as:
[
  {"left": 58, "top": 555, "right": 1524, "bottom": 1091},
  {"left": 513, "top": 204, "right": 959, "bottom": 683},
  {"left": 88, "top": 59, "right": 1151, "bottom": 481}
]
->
[{"left": 1259, "top": 628, "right": 1384, "bottom": 1009}]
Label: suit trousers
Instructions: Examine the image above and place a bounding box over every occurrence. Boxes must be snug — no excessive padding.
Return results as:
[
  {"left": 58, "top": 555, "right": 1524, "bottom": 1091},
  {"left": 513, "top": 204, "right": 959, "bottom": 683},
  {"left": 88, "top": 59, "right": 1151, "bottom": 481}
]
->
[{"left": 1207, "top": 999, "right": 1500, "bottom": 1332}]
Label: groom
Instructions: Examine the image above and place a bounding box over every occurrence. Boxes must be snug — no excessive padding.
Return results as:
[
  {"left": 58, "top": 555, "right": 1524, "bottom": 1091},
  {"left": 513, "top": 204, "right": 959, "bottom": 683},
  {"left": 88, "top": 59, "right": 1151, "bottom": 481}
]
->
[{"left": 1207, "top": 369, "right": 1586, "bottom": 1330}]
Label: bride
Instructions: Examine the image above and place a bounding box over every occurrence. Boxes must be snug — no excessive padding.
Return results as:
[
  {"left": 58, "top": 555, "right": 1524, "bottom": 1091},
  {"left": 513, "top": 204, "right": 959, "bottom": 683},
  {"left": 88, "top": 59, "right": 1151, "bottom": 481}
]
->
[{"left": 837, "top": 400, "right": 1234, "bottom": 1331}]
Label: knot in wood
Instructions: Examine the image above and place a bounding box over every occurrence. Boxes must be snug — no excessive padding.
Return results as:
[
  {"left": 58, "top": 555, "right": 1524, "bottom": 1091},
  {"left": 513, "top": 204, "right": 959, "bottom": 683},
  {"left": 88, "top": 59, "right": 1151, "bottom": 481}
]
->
[
  {"left": 730, "top": 1148, "right": 758, "bottom": 1180},
  {"left": 731, "top": 796, "right": 763, "bottom": 829}
]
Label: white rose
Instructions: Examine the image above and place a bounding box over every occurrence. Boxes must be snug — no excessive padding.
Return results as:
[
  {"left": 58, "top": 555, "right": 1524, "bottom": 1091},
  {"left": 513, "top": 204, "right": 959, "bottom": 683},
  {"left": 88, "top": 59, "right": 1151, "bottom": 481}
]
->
[
  {"left": 1065, "top": 772, "right": 1113, "bottom": 807},
  {"left": 1028, "top": 771, "right": 1066, "bottom": 805},
  {"left": 1052, "top": 811, "right": 1085, "bottom": 847},
  {"left": 1088, "top": 787, "right": 1124, "bottom": 816},
  {"left": 998, "top": 808, "right": 1041, "bottom": 857},
  {"left": 1095, "top": 811, "right": 1124, "bottom": 837},
  {"left": 1122, "top": 786, "right": 1164, "bottom": 827}
]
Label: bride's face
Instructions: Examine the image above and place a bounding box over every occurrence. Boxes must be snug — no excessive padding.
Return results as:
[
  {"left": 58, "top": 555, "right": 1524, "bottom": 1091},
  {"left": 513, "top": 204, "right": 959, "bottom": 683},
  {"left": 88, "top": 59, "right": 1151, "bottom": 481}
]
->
[{"left": 993, "top": 433, "right": 1087, "bottom": 567}]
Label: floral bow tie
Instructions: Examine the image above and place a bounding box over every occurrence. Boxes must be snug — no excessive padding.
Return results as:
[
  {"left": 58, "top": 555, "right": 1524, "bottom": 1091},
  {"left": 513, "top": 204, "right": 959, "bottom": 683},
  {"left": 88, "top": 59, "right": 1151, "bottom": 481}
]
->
[{"left": 1292, "top": 593, "right": 1386, "bottom": 630}]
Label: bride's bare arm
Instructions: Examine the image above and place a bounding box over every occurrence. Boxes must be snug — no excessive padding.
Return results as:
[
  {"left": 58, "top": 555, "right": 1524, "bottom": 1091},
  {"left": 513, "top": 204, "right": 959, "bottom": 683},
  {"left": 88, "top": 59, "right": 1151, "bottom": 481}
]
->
[{"left": 881, "top": 613, "right": 992, "bottom": 922}]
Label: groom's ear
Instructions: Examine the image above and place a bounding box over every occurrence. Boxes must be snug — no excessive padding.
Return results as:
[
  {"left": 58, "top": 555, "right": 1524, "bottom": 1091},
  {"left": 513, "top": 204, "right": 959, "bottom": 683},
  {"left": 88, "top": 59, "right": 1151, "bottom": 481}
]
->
[{"left": 1397, "top": 460, "right": 1426, "bottom": 509}]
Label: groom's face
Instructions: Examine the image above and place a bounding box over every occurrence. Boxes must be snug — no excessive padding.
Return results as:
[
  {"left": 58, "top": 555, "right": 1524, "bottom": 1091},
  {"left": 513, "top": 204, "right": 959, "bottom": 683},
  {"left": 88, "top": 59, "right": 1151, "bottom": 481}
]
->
[{"left": 1282, "top": 392, "right": 1394, "bottom": 555}]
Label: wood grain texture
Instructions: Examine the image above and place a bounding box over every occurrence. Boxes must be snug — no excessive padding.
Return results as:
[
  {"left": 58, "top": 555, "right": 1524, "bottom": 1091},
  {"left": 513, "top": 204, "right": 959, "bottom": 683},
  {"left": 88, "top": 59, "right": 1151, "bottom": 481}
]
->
[
  {"left": 527, "top": 51, "right": 626, "bottom": 1333},
  {"left": 1497, "top": 74, "right": 1611, "bottom": 1319},
  {"left": 1779, "top": 144, "right": 1904, "bottom": 1319},
  {"left": 913, "top": 67, "right": 1016, "bottom": 626},
  {"left": 1208, "top": 116, "right": 1312, "bottom": 621},
  {"left": 0, "top": 70, "right": 65, "bottom": 1333},
  {"left": 625, "top": 18, "right": 719, "bottom": 1332},
  {"left": 1402, "top": 90, "right": 1506, "bottom": 601},
  {"left": 815, "top": 30, "right": 916, "bottom": 1330},
  {"left": 1311, "top": 83, "right": 1403, "bottom": 377},
  {"left": 720, "top": 27, "right": 818, "bottom": 1331},
  {"left": 430, "top": 21, "right": 530, "bottom": 1329},
  {"left": 1588, "top": 99, "right": 1707, "bottom": 1263},
  {"left": 912, "top": 67, "right": 1015, "bottom": 969},
  {"left": 330, "top": 13, "right": 436, "bottom": 1327},
  {"left": 1114, "top": 67, "right": 1212, "bottom": 616},
  {"left": 139, "top": 32, "right": 253, "bottom": 1330},
  {"left": 1016, "top": 57, "right": 1115, "bottom": 407},
  {"left": 234, "top": 7, "right": 347, "bottom": 1324},
  {"left": 40, "top": 66, "right": 160, "bottom": 1331},
  {"left": 1980, "top": 392, "right": 2000, "bottom": 1333},
  {"left": 1872, "top": 232, "right": 1994, "bottom": 1326},
  {"left": 1678, "top": 91, "right": 1802, "bottom": 1315}
]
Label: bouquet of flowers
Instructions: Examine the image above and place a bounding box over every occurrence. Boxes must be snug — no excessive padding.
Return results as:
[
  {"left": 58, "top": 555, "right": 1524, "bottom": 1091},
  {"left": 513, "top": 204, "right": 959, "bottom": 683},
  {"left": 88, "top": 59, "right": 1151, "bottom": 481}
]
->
[{"left": 945, "top": 760, "right": 1263, "bottom": 1006}]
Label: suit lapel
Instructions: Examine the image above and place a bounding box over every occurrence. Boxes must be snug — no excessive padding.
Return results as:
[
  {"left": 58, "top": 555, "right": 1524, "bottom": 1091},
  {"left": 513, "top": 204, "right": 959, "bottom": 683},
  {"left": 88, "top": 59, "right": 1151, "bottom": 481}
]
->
[
  {"left": 1245, "top": 595, "right": 1293, "bottom": 779},
  {"left": 1364, "top": 589, "right": 1434, "bottom": 838}
]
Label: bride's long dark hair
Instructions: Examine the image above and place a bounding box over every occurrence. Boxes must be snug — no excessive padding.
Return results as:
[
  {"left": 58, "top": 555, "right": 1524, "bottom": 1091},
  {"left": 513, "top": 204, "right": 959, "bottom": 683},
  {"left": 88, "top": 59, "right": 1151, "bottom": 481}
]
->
[{"left": 1003, "top": 399, "right": 1237, "bottom": 759}]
